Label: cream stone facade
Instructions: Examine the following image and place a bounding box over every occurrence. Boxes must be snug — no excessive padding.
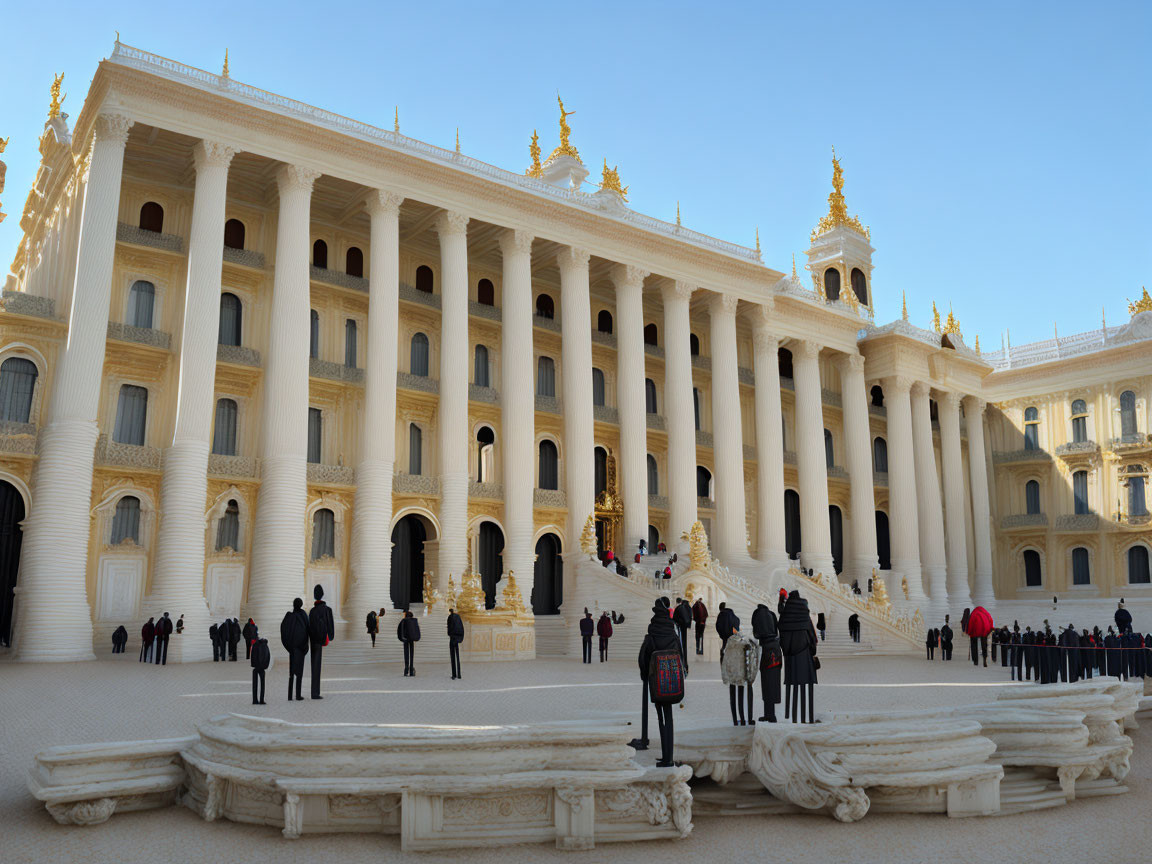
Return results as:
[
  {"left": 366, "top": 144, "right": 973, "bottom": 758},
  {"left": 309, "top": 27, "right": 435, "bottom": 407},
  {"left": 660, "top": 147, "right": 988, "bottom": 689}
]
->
[{"left": 0, "top": 42, "right": 1149, "bottom": 661}]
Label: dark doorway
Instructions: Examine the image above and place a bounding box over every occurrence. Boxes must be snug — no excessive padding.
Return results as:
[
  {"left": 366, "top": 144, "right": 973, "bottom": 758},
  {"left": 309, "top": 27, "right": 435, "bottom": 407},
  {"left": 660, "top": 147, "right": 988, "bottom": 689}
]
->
[
  {"left": 784, "top": 489, "right": 801, "bottom": 560},
  {"left": 0, "top": 481, "right": 24, "bottom": 646},
  {"left": 875, "top": 511, "right": 891, "bottom": 570},
  {"left": 533, "top": 533, "right": 563, "bottom": 615},
  {"left": 389, "top": 514, "right": 427, "bottom": 610},
  {"left": 479, "top": 521, "right": 505, "bottom": 609},
  {"left": 829, "top": 505, "right": 843, "bottom": 575}
]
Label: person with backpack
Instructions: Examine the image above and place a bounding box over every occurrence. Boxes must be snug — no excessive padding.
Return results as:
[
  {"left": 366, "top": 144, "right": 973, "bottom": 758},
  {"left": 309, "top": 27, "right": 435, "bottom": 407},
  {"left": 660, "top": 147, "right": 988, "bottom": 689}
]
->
[
  {"left": 691, "top": 597, "right": 708, "bottom": 655},
  {"left": 579, "top": 609, "right": 594, "bottom": 664},
  {"left": 250, "top": 636, "right": 270, "bottom": 705},
  {"left": 280, "top": 598, "right": 310, "bottom": 701},
  {"left": 447, "top": 608, "right": 464, "bottom": 679},
  {"left": 154, "top": 612, "right": 173, "bottom": 665},
  {"left": 398, "top": 610, "right": 421, "bottom": 676},
  {"left": 366, "top": 609, "right": 379, "bottom": 647},
  {"left": 111, "top": 625, "right": 128, "bottom": 654},
  {"left": 308, "top": 585, "right": 334, "bottom": 698},
  {"left": 596, "top": 611, "right": 613, "bottom": 662},
  {"left": 638, "top": 597, "right": 683, "bottom": 768}
]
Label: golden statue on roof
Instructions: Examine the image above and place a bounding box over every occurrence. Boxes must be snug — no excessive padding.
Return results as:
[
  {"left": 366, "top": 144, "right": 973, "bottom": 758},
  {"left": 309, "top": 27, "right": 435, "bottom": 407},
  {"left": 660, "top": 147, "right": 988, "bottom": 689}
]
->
[
  {"left": 810, "top": 147, "right": 869, "bottom": 242},
  {"left": 526, "top": 129, "right": 543, "bottom": 178},
  {"left": 932, "top": 301, "right": 941, "bottom": 333},
  {"left": 943, "top": 305, "right": 962, "bottom": 335},
  {"left": 547, "top": 94, "right": 582, "bottom": 164},
  {"left": 48, "top": 74, "right": 66, "bottom": 119},
  {"left": 598, "top": 159, "right": 628, "bottom": 200},
  {"left": 1129, "top": 286, "right": 1152, "bottom": 316}
]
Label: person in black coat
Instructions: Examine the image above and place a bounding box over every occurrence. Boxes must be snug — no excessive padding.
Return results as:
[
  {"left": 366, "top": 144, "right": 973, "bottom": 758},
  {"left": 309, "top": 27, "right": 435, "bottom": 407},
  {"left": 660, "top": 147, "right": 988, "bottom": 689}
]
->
[
  {"left": 308, "top": 585, "right": 335, "bottom": 697},
  {"left": 940, "top": 619, "right": 954, "bottom": 661},
  {"left": 848, "top": 613, "right": 860, "bottom": 644},
  {"left": 692, "top": 598, "right": 708, "bottom": 655},
  {"left": 1010, "top": 625, "right": 1023, "bottom": 680},
  {"left": 714, "top": 602, "right": 739, "bottom": 660},
  {"left": 250, "top": 637, "right": 270, "bottom": 705},
  {"left": 751, "top": 603, "right": 782, "bottom": 722},
  {"left": 111, "top": 625, "right": 128, "bottom": 654},
  {"left": 242, "top": 618, "right": 258, "bottom": 659},
  {"left": 816, "top": 612, "right": 826, "bottom": 642},
  {"left": 209, "top": 623, "right": 221, "bottom": 662},
  {"left": 280, "top": 598, "right": 310, "bottom": 700},
  {"left": 140, "top": 618, "right": 155, "bottom": 663},
  {"left": 398, "top": 610, "right": 421, "bottom": 676},
  {"left": 779, "top": 591, "right": 818, "bottom": 724},
  {"left": 366, "top": 610, "right": 379, "bottom": 647},
  {"left": 579, "top": 609, "right": 594, "bottom": 664},
  {"left": 447, "top": 609, "right": 464, "bottom": 679},
  {"left": 672, "top": 598, "right": 692, "bottom": 670},
  {"left": 637, "top": 597, "right": 681, "bottom": 767},
  {"left": 925, "top": 627, "right": 937, "bottom": 660},
  {"left": 154, "top": 612, "right": 173, "bottom": 665},
  {"left": 1021, "top": 627, "right": 1036, "bottom": 680},
  {"left": 227, "top": 617, "right": 241, "bottom": 661},
  {"left": 960, "top": 608, "right": 971, "bottom": 636},
  {"left": 1103, "top": 627, "right": 1123, "bottom": 678},
  {"left": 1114, "top": 601, "right": 1133, "bottom": 635},
  {"left": 596, "top": 612, "right": 614, "bottom": 662}
]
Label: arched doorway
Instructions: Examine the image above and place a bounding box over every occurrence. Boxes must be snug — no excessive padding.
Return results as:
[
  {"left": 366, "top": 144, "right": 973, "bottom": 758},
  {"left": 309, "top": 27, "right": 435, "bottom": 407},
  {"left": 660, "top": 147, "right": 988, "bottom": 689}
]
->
[
  {"left": 829, "top": 505, "right": 843, "bottom": 575},
  {"left": 0, "top": 481, "right": 25, "bottom": 646},
  {"left": 875, "top": 511, "right": 891, "bottom": 570},
  {"left": 533, "top": 533, "right": 563, "bottom": 615},
  {"left": 478, "top": 521, "right": 505, "bottom": 609},
  {"left": 390, "top": 514, "right": 429, "bottom": 610},
  {"left": 784, "top": 489, "right": 801, "bottom": 560}
]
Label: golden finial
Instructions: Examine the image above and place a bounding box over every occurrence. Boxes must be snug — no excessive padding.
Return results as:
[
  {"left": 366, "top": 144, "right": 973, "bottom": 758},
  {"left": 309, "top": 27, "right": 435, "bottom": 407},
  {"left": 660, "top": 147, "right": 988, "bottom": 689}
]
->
[
  {"left": 931, "top": 301, "right": 941, "bottom": 333},
  {"left": 598, "top": 158, "right": 629, "bottom": 200},
  {"left": 943, "top": 304, "right": 961, "bottom": 335},
  {"left": 901, "top": 291, "right": 909, "bottom": 321},
  {"left": 546, "top": 93, "right": 582, "bottom": 163},
  {"left": 1054, "top": 321, "right": 1059, "bottom": 341},
  {"left": 1102, "top": 306, "right": 1107, "bottom": 330},
  {"left": 0, "top": 136, "right": 8, "bottom": 155},
  {"left": 455, "top": 127, "right": 460, "bottom": 153},
  {"left": 810, "top": 146, "right": 869, "bottom": 242},
  {"left": 115, "top": 30, "right": 120, "bottom": 43},
  {"left": 754, "top": 227, "right": 761, "bottom": 257},
  {"left": 1128, "top": 286, "right": 1152, "bottom": 316},
  {"left": 975, "top": 334, "right": 981, "bottom": 354},
  {"left": 222, "top": 49, "right": 229, "bottom": 78},
  {"left": 675, "top": 201, "right": 681, "bottom": 227},
  {"left": 48, "top": 74, "right": 66, "bottom": 119},
  {"left": 525, "top": 129, "right": 543, "bottom": 178},
  {"left": 394, "top": 106, "right": 399, "bottom": 133},
  {"left": 791, "top": 253, "right": 798, "bottom": 281}
]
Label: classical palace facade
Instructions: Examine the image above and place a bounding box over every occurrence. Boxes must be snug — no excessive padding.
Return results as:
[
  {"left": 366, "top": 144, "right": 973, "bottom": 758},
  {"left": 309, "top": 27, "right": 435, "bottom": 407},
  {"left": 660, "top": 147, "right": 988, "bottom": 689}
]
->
[{"left": 0, "top": 43, "right": 1149, "bottom": 661}]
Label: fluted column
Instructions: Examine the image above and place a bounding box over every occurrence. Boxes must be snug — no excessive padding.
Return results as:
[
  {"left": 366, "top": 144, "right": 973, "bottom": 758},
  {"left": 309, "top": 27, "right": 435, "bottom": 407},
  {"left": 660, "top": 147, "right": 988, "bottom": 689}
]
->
[
  {"left": 149, "top": 140, "right": 236, "bottom": 660},
  {"left": 882, "top": 376, "right": 926, "bottom": 605},
  {"left": 709, "top": 293, "right": 748, "bottom": 562},
  {"left": 247, "top": 164, "right": 320, "bottom": 627},
  {"left": 435, "top": 211, "right": 471, "bottom": 589},
  {"left": 793, "top": 340, "right": 834, "bottom": 576},
  {"left": 939, "top": 392, "right": 972, "bottom": 609},
  {"left": 911, "top": 382, "right": 948, "bottom": 621},
  {"left": 348, "top": 190, "right": 404, "bottom": 617},
  {"left": 612, "top": 264, "right": 650, "bottom": 549},
  {"left": 558, "top": 247, "right": 595, "bottom": 552},
  {"left": 662, "top": 281, "right": 697, "bottom": 550},
  {"left": 751, "top": 309, "right": 787, "bottom": 570},
  {"left": 837, "top": 353, "right": 879, "bottom": 581},
  {"left": 16, "top": 113, "right": 133, "bottom": 661},
  {"left": 500, "top": 230, "right": 536, "bottom": 602},
  {"left": 964, "top": 396, "right": 995, "bottom": 606}
]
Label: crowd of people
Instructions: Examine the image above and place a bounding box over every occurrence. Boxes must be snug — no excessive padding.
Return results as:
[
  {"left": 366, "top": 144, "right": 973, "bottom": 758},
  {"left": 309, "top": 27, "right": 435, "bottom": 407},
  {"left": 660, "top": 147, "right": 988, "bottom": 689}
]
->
[{"left": 116, "top": 612, "right": 181, "bottom": 664}]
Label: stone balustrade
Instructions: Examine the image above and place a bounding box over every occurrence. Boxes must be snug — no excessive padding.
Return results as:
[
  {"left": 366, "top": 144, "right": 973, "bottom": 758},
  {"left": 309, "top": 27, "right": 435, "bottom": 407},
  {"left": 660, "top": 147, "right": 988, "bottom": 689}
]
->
[
  {"left": 207, "top": 454, "right": 258, "bottom": 478},
  {"left": 1, "top": 290, "right": 56, "bottom": 319},
  {"left": 593, "top": 405, "right": 619, "bottom": 424},
  {"left": 310, "top": 265, "right": 368, "bottom": 293},
  {"left": 116, "top": 221, "right": 184, "bottom": 253},
  {"left": 468, "top": 481, "right": 503, "bottom": 499},
  {"left": 590, "top": 330, "right": 616, "bottom": 348},
  {"left": 533, "top": 488, "right": 567, "bottom": 508},
  {"left": 0, "top": 420, "right": 38, "bottom": 455},
  {"left": 306, "top": 463, "right": 355, "bottom": 485},
  {"left": 310, "top": 357, "right": 365, "bottom": 384},
  {"left": 397, "top": 372, "right": 439, "bottom": 394},
  {"left": 216, "top": 344, "right": 261, "bottom": 366},
  {"left": 399, "top": 283, "right": 441, "bottom": 309},
  {"left": 535, "top": 395, "right": 561, "bottom": 414},
  {"left": 107, "top": 321, "right": 172, "bottom": 350},
  {"left": 468, "top": 384, "right": 499, "bottom": 403},
  {"left": 393, "top": 474, "right": 439, "bottom": 495},
  {"left": 646, "top": 414, "right": 666, "bottom": 430},
  {"left": 1054, "top": 513, "right": 1099, "bottom": 532},
  {"left": 94, "top": 434, "right": 161, "bottom": 469},
  {"left": 222, "top": 246, "right": 265, "bottom": 269},
  {"left": 1000, "top": 513, "right": 1049, "bottom": 529},
  {"left": 468, "top": 300, "right": 501, "bottom": 321},
  {"left": 993, "top": 449, "right": 1053, "bottom": 465}
]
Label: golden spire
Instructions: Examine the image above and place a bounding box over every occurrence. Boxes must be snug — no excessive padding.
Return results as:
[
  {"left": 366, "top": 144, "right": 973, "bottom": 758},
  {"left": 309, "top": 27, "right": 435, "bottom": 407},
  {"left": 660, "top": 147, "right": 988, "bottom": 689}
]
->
[
  {"left": 598, "top": 158, "right": 629, "bottom": 200},
  {"left": 975, "top": 334, "right": 981, "bottom": 354},
  {"left": 222, "top": 49, "right": 229, "bottom": 78},
  {"left": 1129, "top": 286, "right": 1152, "bottom": 316},
  {"left": 394, "top": 106, "right": 399, "bottom": 133},
  {"left": 0, "top": 136, "right": 8, "bottom": 155},
  {"left": 455, "top": 127, "right": 460, "bottom": 153},
  {"left": 931, "top": 301, "right": 941, "bottom": 333},
  {"left": 675, "top": 201, "right": 681, "bottom": 227},
  {"left": 792, "top": 253, "right": 798, "bottom": 281},
  {"left": 901, "top": 291, "right": 909, "bottom": 321},
  {"left": 1102, "top": 306, "right": 1107, "bottom": 330},
  {"left": 547, "top": 94, "right": 582, "bottom": 163},
  {"left": 525, "top": 129, "right": 543, "bottom": 178},
  {"left": 754, "top": 227, "right": 761, "bottom": 257},
  {"left": 943, "top": 304, "right": 961, "bottom": 335},
  {"left": 810, "top": 146, "right": 869, "bottom": 242},
  {"left": 48, "top": 73, "right": 66, "bottom": 119}
]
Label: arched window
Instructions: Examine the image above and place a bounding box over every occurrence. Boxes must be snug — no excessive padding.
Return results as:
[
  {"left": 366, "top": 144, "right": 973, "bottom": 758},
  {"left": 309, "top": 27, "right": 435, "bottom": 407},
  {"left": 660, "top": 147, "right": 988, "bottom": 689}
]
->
[
  {"left": 113, "top": 385, "right": 148, "bottom": 446},
  {"left": 344, "top": 319, "right": 358, "bottom": 368},
  {"left": 477, "top": 278, "right": 495, "bottom": 306},
  {"left": 474, "top": 345, "right": 490, "bottom": 387},
  {"left": 647, "top": 454, "right": 659, "bottom": 495},
  {"left": 1129, "top": 545, "right": 1151, "bottom": 584},
  {"left": 873, "top": 437, "right": 888, "bottom": 473},
  {"left": 693, "top": 388, "right": 701, "bottom": 431},
  {"left": 1025, "top": 480, "right": 1041, "bottom": 515},
  {"left": 416, "top": 265, "right": 434, "bottom": 294},
  {"left": 1073, "top": 470, "right": 1089, "bottom": 515},
  {"left": 476, "top": 426, "right": 494, "bottom": 482},
  {"left": 592, "top": 368, "right": 605, "bottom": 407},
  {"left": 824, "top": 429, "right": 834, "bottom": 469},
  {"left": 1120, "top": 391, "right": 1137, "bottom": 437},
  {"left": 539, "top": 440, "right": 559, "bottom": 490},
  {"left": 345, "top": 246, "right": 363, "bottom": 278},
  {"left": 870, "top": 385, "right": 884, "bottom": 407},
  {"left": 594, "top": 446, "right": 607, "bottom": 496},
  {"left": 223, "top": 218, "right": 245, "bottom": 250},
  {"left": 778, "top": 347, "right": 793, "bottom": 380},
  {"left": 823, "top": 268, "right": 841, "bottom": 301},
  {"left": 536, "top": 356, "right": 556, "bottom": 397},
  {"left": 1129, "top": 470, "right": 1148, "bottom": 517},
  {"left": 312, "top": 239, "right": 328, "bottom": 269},
  {"left": 409, "top": 424, "right": 422, "bottom": 475},
  {"left": 1071, "top": 399, "right": 1088, "bottom": 443},
  {"left": 597, "top": 310, "right": 613, "bottom": 334},
  {"left": 110, "top": 495, "right": 141, "bottom": 545},
  {"left": 127, "top": 280, "right": 155, "bottom": 329},
  {"left": 138, "top": 201, "right": 164, "bottom": 233},
  {"left": 645, "top": 379, "right": 658, "bottom": 414},
  {"left": 410, "top": 333, "right": 430, "bottom": 377},
  {"left": 1071, "top": 547, "right": 1090, "bottom": 585},
  {"left": 0, "top": 357, "right": 38, "bottom": 423},
  {"left": 219, "top": 293, "right": 242, "bottom": 346},
  {"left": 1023, "top": 549, "right": 1042, "bottom": 587},
  {"left": 1023, "top": 406, "right": 1040, "bottom": 450},
  {"left": 648, "top": 526, "right": 660, "bottom": 553},
  {"left": 212, "top": 398, "right": 238, "bottom": 456},
  {"left": 307, "top": 407, "right": 322, "bottom": 464},
  {"left": 643, "top": 323, "right": 658, "bottom": 346},
  {"left": 216, "top": 499, "right": 240, "bottom": 552},
  {"left": 696, "top": 466, "right": 712, "bottom": 499},
  {"left": 850, "top": 268, "right": 868, "bottom": 305},
  {"left": 690, "top": 333, "right": 700, "bottom": 356},
  {"left": 535, "top": 294, "right": 555, "bottom": 319},
  {"left": 310, "top": 310, "right": 320, "bottom": 359},
  {"left": 311, "top": 508, "right": 335, "bottom": 560}
]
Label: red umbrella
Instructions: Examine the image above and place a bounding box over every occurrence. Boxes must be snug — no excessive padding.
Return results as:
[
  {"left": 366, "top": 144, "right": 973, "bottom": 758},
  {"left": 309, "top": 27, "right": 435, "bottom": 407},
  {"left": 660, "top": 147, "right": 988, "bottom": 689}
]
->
[{"left": 967, "top": 606, "right": 994, "bottom": 638}]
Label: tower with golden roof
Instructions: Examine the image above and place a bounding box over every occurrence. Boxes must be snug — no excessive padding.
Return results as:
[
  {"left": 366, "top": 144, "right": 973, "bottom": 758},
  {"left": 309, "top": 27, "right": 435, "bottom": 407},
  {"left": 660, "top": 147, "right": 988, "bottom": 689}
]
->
[{"left": 804, "top": 148, "right": 875, "bottom": 318}]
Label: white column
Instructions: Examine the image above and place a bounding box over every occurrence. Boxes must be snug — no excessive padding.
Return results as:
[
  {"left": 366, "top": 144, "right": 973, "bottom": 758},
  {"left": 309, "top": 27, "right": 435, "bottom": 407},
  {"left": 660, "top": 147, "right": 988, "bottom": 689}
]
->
[
  {"left": 708, "top": 293, "right": 748, "bottom": 562},
  {"left": 939, "top": 392, "right": 972, "bottom": 609},
  {"left": 15, "top": 113, "right": 133, "bottom": 661},
  {"left": 435, "top": 211, "right": 471, "bottom": 589},
  {"left": 247, "top": 164, "right": 320, "bottom": 627},
  {"left": 837, "top": 353, "right": 879, "bottom": 581},
  {"left": 882, "top": 376, "right": 926, "bottom": 605},
  {"left": 911, "top": 381, "right": 948, "bottom": 621},
  {"left": 348, "top": 190, "right": 404, "bottom": 617},
  {"left": 558, "top": 247, "right": 595, "bottom": 552},
  {"left": 751, "top": 310, "right": 788, "bottom": 570},
  {"left": 149, "top": 140, "right": 236, "bottom": 660},
  {"left": 499, "top": 230, "right": 536, "bottom": 601},
  {"left": 662, "top": 281, "right": 697, "bottom": 550},
  {"left": 964, "top": 396, "right": 995, "bottom": 606},
  {"left": 793, "top": 340, "right": 834, "bottom": 577},
  {"left": 612, "top": 264, "right": 650, "bottom": 550}
]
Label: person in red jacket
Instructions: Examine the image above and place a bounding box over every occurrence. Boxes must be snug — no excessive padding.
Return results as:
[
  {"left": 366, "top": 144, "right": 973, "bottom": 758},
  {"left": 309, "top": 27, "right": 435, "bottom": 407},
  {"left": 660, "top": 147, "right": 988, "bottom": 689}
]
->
[{"left": 596, "top": 611, "right": 613, "bottom": 661}]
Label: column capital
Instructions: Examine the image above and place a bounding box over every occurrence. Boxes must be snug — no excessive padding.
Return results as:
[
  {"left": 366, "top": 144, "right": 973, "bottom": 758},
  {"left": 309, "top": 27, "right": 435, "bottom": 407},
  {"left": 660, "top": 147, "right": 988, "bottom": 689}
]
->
[
  {"left": 365, "top": 189, "right": 404, "bottom": 217},
  {"left": 610, "top": 263, "right": 649, "bottom": 291},
  {"left": 708, "top": 292, "right": 740, "bottom": 317},
  {"left": 556, "top": 245, "right": 591, "bottom": 272},
  {"left": 752, "top": 328, "right": 779, "bottom": 355},
  {"left": 939, "top": 390, "right": 963, "bottom": 412},
  {"left": 275, "top": 163, "right": 321, "bottom": 195},
  {"left": 883, "top": 374, "right": 916, "bottom": 394},
  {"left": 794, "top": 339, "right": 822, "bottom": 361},
  {"left": 910, "top": 380, "right": 931, "bottom": 399},
  {"left": 661, "top": 280, "right": 695, "bottom": 304},
  {"left": 498, "top": 228, "right": 534, "bottom": 257},
  {"left": 193, "top": 139, "right": 238, "bottom": 171},
  {"left": 92, "top": 113, "right": 134, "bottom": 147},
  {"left": 963, "top": 394, "right": 987, "bottom": 415},
  {"left": 835, "top": 352, "right": 866, "bottom": 375},
  {"left": 434, "top": 210, "right": 470, "bottom": 237}
]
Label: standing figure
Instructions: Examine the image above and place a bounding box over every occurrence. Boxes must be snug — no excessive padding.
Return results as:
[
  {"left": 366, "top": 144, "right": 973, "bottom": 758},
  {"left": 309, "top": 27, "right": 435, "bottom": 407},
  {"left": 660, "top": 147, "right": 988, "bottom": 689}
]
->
[
  {"left": 714, "top": 602, "right": 739, "bottom": 660},
  {"left": 940, "top": 617, "right": 954, "bottom": 661},
  {"left": 673, "top": 598, "right": 692, "bottom": 670},
  {"left": 691, "top": 596, "right": 708, "bottom": 655},
  {"left": 308, "top": 585, "right": 335, "bottom": 697},
  {"left": 848, "top": 613, "right": 860, "bottom": 644},
  {"left": 638, "top": 597, "right": 683, "bottom": 767},
  {"left": 1114, "top": 600, "right": 1132, "bottom": 635},
  {"left": 967, "top": 606, "right": 994, "bottom": 667},
  {"left": 154, "top": 612, "right": 173, "bottom": 665},
  {"left": 1059, "top": 624, "right": 1080, "bottom": 683},
  {"left": 111, "top": 625, "right": 128, "bottom": 654},
  {"left": 597, "top": 611, "right": 613, "bottom": 661},
  {"left": 280, "top": 598, "right": 310, "bottom": 701},
  {"left": 398, "top": 610, "right": 421, "bottom": 676},
  {"left": 1103, "top": 627, "right": 1123, "bottom": 678},
  {"left": 721, "top": 630, "right": 760, "bottom": 726},
  {"left": 447, "top": 608, "right": 464, "bottom": 679},
  {"left": 242, "top": 618, "right": 258, "bottom": 659},
  {"left": 227, "top": 618, "right": 241, "bottom": 661},
  {"left": 960, "top": 607, "right": 971, "bottom": 636},
  {"left": 250, "top": 636, "right": 270, "bottom": 705},
  {"left": 140, "top": 617, "right": 155, "bottom": 663},
  {"left": 751, "top": 603, "right": 782, "bottom": 723},
  {"left": 925, "top": 626, "right": 937, "bottom": 660},
  {"left": 816, "top": 611, "right": 826, "bottom": 642},
  {"left": 365, "top": 609, "right": 379, "bottom": 647},
  {"left": 779, "top": 591, "right": 818, "bottom": 724},
  {"left": 579, "top": 608, "right": 594, "bottom": 664},
  {"left": 209, "top": 622, "right": 221, "bottom": 662}
]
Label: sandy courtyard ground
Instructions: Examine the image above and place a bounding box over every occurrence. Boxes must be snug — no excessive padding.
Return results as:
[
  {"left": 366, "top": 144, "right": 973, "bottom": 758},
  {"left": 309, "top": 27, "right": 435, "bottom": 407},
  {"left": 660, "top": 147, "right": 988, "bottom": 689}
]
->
[{"left": 1, "top": 649, "right": 1148, "bottom": 863}]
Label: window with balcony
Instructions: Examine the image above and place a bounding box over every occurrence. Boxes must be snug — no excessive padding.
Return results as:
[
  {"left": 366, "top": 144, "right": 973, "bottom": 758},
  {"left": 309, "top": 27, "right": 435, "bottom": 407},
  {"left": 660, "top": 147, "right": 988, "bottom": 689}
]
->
[
  {"left": 1071, "top": 399, "right": 1088, "bottom": 443},
  {"left": 410, "top": 333, "right": 429, "bottom": 377},
  {"left": 312, "top": 239, "right": 328, "bottom": 269},
  {"left": 1073, "top": 470, "right": 1089, "bottom": 515},
  {"left": 216, "top": 499, "right": 240, "bottom": 552},
  {"left": 127, "top": 280, "right": 155, "bottom": 329},
  {"left": 212, "top": 398, "right": 238, "bottom": 456},
  {"left": 307, "top": 408, "right": 322, "bottom": 464},
  {"left": 474, "top": 345, "right": 490, "bottom": 388},
  {"left": 219, "top": 293, "right": 242, "bottom": 346},
  {"left": 539, "top": 440, "right": 559, "bottom": 490},
  {"left": 645, "top": 379, "right": 658, "bottom": 414},
  {"left": 346, "top": 246, "right": 363, "bottom": 278},
  {"left": 1024, "top": 406, "right": 1040, "bottom": 450},
  {"left": 1025, "top": 480, "right": 1041, "bottom": 515},
  {"left": 113, "top": 385, "right": 148, "bottom": 446},
  {"left": 1023, "top": 549, "right": 1042, "bottom": 586},
  {"left": 592, "top": 368, "right": 605, "bottom": 407},
  {"left": 312, "top": 508, "right": 335, "bottom": 560},
  {"left": 0, "top": 357, "right": 37, "bottom": 423},
  {"left": 1120, "top": 391, "right": 1137, "bottom": 437},
  {"left": 536, "top": 356, "right": 556, "bottom": 397},
  {"left": 409, "top": 424, "right": 422, "bottom": 475},
  {"left": 110, "top": 495, "right": 141, "bottom": 545},
  {"left": 138, "top": 202, "right": 164, "bottom": 233}
]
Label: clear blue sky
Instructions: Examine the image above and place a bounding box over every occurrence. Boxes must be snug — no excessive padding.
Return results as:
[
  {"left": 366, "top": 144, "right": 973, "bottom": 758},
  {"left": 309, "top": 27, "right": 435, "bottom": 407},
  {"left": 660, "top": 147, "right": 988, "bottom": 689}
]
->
[{"left": 1, "top": 0, "right": 1149, "bottom": 347}]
